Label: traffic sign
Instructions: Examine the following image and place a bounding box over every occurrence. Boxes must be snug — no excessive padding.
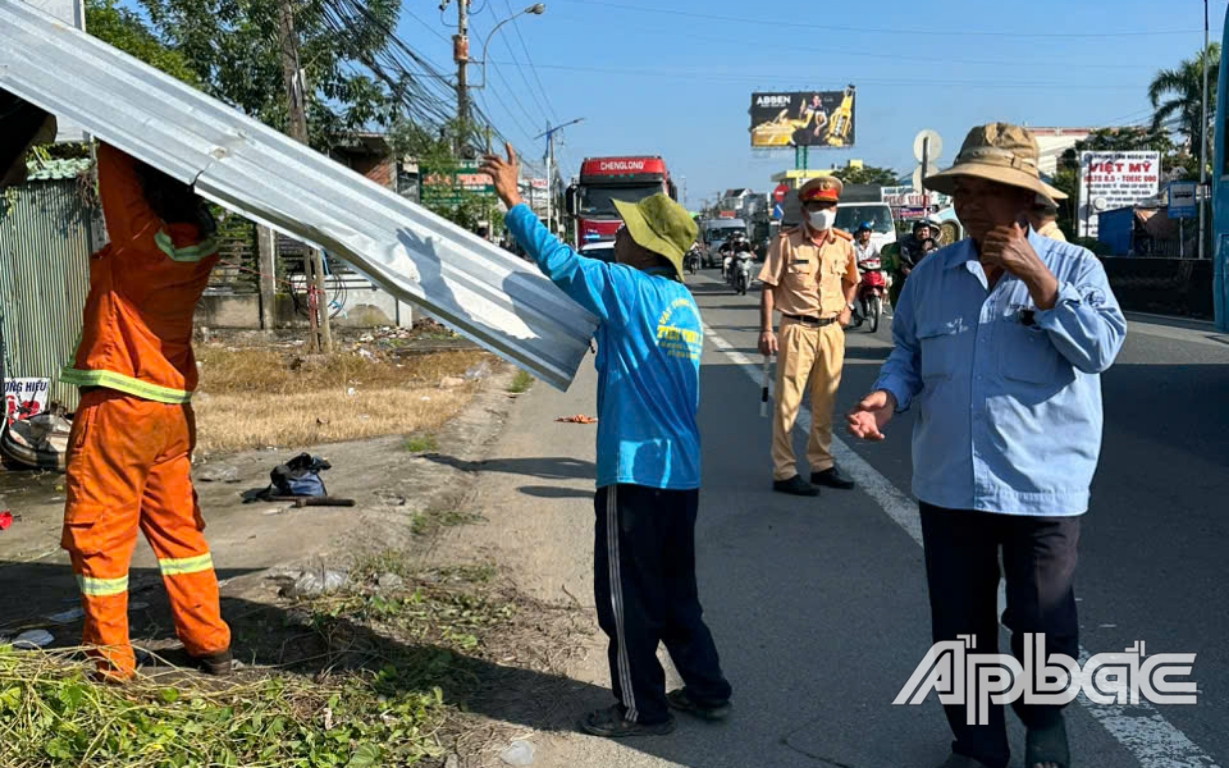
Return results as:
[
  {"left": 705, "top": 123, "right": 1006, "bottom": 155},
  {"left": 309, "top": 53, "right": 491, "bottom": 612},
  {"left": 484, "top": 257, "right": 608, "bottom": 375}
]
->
[
  {"left": 913, "top": 130, "right": 943, "bottom": 163},
  {"left": 1168, "top": 181, "right": 1197, "bottom": 219},
  {"left": 773, "top": 183, "right": 790, "bottom": 204},
  {"left": 772, "top": 203, "right": 784, "bottom": 220}
]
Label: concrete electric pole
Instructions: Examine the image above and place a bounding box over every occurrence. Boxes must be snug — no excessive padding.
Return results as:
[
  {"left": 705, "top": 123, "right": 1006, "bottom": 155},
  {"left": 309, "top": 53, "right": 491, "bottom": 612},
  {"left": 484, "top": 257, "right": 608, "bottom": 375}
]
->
[{"left": 277, "top": 0, "right": 332, "bottom": 353}]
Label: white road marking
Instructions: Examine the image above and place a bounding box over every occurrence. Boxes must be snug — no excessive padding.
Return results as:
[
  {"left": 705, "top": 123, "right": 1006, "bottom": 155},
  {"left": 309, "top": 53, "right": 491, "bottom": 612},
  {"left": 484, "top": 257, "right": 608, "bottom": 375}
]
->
[{"left": 703, "top": 320, "right": 1223, "bottom": 768}]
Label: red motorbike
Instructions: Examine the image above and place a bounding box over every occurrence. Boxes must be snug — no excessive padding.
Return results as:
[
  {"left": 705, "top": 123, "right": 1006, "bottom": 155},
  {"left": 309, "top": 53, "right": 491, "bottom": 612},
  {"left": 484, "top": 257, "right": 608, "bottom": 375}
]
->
[{"left": 851, "top": 255, "right": 887, "bottom": 333}]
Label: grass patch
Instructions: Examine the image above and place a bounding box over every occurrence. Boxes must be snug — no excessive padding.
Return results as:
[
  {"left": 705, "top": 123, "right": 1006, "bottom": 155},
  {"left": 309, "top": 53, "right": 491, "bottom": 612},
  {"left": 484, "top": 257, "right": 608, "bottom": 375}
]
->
[
  {"left": 0, "top": 646, "right": 445, "bottom": 767},
  {"left": 403, "top": 434, "right": 438, "bottom": 453},
  {"left": 411, "top": 509, "right": 481, "bottom": 537},
  {"left": 507, "top": 370, "right": 534, "bottom": 394},
  {"left": 192, "top": 347, "right": 493, "bottom": 455}
]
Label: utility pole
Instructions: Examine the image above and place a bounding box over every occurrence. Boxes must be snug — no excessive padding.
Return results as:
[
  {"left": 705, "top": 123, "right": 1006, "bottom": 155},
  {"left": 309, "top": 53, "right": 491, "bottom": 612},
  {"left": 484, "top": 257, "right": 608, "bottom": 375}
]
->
[
  {"left": 1199, "top": 0, "right": 1210, "bottom": 260},
  {"left": 454, "top": 0, "right": 470, "bottom": 143},
  {"left": 277, "top": 0, "right": 332, "bottom": 353},
  {"left": 545, "top": 123, "right": 555, "bottom": 234}
]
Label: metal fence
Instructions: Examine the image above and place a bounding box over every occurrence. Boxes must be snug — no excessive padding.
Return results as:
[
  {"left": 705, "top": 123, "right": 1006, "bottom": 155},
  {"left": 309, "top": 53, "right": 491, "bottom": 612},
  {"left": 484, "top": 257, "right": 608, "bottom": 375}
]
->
[{"left": 0, "top": 178, "right": 100, "bottom": 409}]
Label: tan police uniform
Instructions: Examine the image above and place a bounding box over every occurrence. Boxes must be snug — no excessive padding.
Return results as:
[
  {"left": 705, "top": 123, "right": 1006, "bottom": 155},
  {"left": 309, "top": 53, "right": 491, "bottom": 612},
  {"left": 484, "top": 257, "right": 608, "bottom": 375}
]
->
[{"left": 758, "top": 179, "right": 860, "bottom": 482}]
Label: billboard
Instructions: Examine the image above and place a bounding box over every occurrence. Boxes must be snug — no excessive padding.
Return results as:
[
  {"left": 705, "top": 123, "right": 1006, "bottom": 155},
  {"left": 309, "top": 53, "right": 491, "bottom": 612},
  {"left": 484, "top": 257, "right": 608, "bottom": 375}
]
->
[
  {"left": 750, "top": 87, "right": 856, "bottom": 149},
  {"left": 1077, "top": 151, "right": 1161, "bottom": 238}
]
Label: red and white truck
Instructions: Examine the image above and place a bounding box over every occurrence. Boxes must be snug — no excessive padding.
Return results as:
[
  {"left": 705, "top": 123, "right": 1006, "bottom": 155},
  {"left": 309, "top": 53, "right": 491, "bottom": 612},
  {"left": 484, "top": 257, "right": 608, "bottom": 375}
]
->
[{"left": 566, "top": 156, "right": 678, "bottom": 252}]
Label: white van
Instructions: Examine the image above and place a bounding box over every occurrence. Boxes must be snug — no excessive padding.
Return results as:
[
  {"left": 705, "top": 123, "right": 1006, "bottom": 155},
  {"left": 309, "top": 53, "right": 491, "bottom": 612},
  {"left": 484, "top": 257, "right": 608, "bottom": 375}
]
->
[
  {"left": 700, "top": 219, "right": 748, "bottom": 268},
  {"left": 835, "top": 202, "right": 897, "bottom": 251}
]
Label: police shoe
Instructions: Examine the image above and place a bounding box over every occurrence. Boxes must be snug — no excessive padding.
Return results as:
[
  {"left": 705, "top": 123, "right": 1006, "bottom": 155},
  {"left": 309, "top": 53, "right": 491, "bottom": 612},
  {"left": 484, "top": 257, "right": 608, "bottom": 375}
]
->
[
  {"left": 773, "top": 475, "right": 820, "bottom": 497},
  {"left": 811, "top": 466, "right": 855, "bottom": 490}
]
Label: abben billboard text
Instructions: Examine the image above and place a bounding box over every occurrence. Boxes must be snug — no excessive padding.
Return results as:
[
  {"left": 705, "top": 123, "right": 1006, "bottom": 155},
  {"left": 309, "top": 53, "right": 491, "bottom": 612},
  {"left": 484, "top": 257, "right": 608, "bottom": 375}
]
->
[{"left": 750, "top": 87, "right": 856, "bottom": 149}]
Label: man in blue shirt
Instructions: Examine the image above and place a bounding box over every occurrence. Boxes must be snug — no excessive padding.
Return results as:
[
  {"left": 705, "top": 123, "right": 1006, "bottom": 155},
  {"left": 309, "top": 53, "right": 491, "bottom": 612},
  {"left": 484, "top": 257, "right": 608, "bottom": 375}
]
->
[
  {"left": 848, "top": 124, "right": 1126, "bottom": 768},
  {"left": 481, "top": 145, "right": 732, "bottom": 739}
]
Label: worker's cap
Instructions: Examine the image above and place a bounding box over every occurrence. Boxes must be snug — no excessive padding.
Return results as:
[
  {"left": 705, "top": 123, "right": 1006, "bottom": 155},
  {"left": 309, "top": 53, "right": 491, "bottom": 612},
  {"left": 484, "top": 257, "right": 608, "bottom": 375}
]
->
[
  {"left": 613, "top": 193, "right": 698, "bottom": 282},
  {"left": 798, "top": 176, "right": 843, "bottom": 204}
]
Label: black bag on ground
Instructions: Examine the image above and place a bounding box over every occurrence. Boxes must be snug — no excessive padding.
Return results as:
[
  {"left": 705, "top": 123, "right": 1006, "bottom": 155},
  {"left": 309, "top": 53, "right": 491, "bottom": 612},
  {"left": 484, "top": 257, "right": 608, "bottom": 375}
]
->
[{"left": 243, "top": 454, "right": 331, "bottom": 502}]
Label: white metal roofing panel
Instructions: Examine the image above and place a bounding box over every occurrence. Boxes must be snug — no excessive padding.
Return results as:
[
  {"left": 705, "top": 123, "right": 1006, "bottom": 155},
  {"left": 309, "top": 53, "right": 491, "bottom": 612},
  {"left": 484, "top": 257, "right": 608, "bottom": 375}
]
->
[{"left": 0, "top": 0, "right": 598, "bottom": 390}]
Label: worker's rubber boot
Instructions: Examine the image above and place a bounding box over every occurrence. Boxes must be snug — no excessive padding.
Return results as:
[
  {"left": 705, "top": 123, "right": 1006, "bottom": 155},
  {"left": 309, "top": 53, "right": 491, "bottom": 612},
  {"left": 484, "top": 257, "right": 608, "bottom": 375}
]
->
[{"left": 194, "top": 648, "right": 234, "bottom": 677}]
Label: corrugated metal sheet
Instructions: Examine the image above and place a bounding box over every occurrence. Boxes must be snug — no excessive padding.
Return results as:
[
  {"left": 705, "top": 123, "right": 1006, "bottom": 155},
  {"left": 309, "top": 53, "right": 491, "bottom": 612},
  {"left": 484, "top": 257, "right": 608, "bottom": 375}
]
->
[
  {"left": 0, "top": 179, "right": 95, "bottom": 408},
  {"left": 0, "top": 0, "right": 597, "bottom": 391}
]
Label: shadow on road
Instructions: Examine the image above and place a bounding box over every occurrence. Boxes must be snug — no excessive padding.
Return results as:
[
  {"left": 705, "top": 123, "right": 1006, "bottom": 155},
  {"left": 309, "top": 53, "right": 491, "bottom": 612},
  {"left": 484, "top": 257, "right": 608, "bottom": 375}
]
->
[{"left": 423, "top": 454, "right": 596, "bottom": 481}]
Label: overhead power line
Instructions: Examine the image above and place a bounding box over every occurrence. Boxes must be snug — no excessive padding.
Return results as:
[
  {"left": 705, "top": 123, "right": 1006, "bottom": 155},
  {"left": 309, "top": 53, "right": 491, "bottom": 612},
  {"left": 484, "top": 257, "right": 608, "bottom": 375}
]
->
[{"left": 547, "top": 0, "right": 1201, "bottom": 39}]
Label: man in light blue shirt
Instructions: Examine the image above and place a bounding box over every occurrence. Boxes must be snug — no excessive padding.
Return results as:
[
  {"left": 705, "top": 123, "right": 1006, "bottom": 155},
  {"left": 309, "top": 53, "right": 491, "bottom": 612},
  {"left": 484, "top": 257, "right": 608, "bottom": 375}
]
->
[
  {"left": 849, "top": 124, "right": 1125, "bottom": 768},
  {"left": 480, "top": 145, "right": 732, "bottom": 739}
]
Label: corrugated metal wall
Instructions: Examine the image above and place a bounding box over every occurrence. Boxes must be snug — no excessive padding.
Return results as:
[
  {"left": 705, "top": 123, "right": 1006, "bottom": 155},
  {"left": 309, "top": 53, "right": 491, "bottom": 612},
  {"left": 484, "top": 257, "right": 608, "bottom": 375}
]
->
[{"left": 0, "top": 179, "right": 98, "bottom": 409}]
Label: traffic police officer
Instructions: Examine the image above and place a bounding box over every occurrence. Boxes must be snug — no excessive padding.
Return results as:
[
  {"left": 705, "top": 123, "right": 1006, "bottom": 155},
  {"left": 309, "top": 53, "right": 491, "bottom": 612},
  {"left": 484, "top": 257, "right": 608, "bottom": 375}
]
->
[{"left": 758, "top": 176, "right": 860, "bottom": 496}]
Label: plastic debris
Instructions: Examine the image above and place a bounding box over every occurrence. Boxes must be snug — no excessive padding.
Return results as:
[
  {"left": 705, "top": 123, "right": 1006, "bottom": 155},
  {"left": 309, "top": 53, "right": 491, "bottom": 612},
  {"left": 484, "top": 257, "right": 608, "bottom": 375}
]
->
[
  {"left": 500, "top": 740, "right": 535, "bottom": 766},
  {"left": 45, "top": 607, "right": 85, "bottom": 624},
  {"left": 199, "top": 465, "right": 241, "bottom": 483},
  {"left": 555, "top": 414, "right": 598, "bottom": 424},
  {"left": 377, "top": 572, "right": 404, "bottom": 590},
  {"left": 283, "top": 570, "right": 348, "bottom": 599},
  {"left": 13, "top": 629, "right": 54, "bottom": 649},
  {"left": 0, "top": 511, "right": 12, "bottom": 530}
]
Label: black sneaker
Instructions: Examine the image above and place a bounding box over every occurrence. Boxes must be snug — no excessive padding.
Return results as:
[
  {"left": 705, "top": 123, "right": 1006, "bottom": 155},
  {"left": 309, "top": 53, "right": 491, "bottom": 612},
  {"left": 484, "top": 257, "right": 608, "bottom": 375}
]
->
[
  {"left": 667, "top": 688, "right": 731, "bottom": 722},
  {"left": 773, "top": 475, "right": 820, "bottom": 497},
  {"left": 580, "top": 705, "right": 675, "bottom": 738},
  {"left": 811, "top": 466, "right": 855, "bottom": 490}
]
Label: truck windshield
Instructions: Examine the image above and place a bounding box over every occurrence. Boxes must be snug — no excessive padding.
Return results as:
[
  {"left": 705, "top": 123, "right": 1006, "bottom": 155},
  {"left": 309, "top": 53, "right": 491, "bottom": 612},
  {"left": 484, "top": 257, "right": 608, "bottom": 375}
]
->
[
  {"left": 835, "top": 204, "right": 894, "bottom": 234},
  {"left": 579, "top": 184, "right": 662, "bottom": 216}
]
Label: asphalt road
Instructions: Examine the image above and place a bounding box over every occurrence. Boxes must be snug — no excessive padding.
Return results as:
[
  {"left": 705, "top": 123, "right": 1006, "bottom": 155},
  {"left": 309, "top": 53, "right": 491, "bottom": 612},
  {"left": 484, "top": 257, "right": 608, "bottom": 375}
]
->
[{"left": 504, "top": 270, "right": 1229, "bottom": 768}]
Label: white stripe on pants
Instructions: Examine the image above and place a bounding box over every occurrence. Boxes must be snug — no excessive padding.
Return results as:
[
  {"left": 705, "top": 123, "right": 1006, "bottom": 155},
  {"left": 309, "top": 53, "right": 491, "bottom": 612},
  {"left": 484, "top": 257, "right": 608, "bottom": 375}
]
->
[{"left": 607, "top": 486, "right": 638, "bottom": 721}]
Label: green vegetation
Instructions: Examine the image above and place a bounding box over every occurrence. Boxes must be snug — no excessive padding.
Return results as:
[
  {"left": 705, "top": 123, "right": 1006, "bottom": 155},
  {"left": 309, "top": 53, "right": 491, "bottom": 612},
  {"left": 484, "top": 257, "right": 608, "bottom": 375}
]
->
[
  {"left": 1, "top": 558, "right": 516, "bottom": 767},
  {"left": 404, "top": 433, "right": 438, "bottom": 453},
  {"left": 507, "top": 370, "right": 534, "bottom": 394}
]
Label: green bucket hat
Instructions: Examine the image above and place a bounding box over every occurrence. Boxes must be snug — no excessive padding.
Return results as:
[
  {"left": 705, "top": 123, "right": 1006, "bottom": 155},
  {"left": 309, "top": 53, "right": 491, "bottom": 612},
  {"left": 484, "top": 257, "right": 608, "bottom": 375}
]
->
[{"left": 613, "top": 193, "right": 697, "bottom": 281}]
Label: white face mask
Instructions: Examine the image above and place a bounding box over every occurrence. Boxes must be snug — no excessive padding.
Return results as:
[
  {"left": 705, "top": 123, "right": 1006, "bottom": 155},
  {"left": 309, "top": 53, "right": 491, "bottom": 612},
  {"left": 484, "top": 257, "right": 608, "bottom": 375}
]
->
[{"left": 807, "top": 208, "right": 836, "bottom": 232}]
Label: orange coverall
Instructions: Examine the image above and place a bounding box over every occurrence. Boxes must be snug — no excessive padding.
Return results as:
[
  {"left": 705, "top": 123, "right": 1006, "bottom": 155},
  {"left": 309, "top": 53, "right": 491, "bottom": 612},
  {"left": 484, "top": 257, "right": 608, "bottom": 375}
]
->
[{"left": 60, "top": 144, "right": 229, "bottom": 679}]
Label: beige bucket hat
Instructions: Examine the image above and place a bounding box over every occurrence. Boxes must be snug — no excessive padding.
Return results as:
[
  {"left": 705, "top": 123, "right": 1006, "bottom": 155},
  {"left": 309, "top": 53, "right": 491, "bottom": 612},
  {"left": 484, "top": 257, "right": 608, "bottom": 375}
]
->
[{"left": 924, "top": 123, "right": 1068, "bottom": 202}]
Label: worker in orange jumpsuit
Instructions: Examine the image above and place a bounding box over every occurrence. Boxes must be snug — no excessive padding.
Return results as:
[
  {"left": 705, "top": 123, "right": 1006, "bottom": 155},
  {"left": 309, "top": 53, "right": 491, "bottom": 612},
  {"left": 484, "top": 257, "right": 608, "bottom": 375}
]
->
[{"left": 60, "top": 143, "right": 231, "bottom": 681}]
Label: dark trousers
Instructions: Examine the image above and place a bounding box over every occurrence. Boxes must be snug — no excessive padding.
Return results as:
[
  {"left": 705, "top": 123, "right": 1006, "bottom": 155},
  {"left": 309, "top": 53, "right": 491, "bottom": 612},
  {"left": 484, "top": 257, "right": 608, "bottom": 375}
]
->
[
  {"left": 593, "top": 484, "right": 732, "bottom": 724},
  {"left": 920, "top": 503, "right": 1081, "bottom": 768}
]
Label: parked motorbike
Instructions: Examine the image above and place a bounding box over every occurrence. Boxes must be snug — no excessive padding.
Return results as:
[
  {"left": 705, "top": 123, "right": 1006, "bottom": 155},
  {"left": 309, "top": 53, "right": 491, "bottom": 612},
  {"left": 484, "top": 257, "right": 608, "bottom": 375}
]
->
[{"left": 850, "top": 255, "right": 888, "bottom": 333}]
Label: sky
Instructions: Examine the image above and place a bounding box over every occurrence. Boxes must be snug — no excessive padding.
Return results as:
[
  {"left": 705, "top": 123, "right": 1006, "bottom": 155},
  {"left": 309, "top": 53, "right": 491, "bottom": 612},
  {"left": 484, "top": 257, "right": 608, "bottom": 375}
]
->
[{"left": 405, "top": 0, "right": 1228, "bottom": 208}]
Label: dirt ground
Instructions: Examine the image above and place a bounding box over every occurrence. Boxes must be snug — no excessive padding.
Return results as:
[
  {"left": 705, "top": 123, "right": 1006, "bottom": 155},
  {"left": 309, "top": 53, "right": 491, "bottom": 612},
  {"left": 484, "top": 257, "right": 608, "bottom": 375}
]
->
[{"left": 0, "top": 344, "right": 593, "bottom": 766}]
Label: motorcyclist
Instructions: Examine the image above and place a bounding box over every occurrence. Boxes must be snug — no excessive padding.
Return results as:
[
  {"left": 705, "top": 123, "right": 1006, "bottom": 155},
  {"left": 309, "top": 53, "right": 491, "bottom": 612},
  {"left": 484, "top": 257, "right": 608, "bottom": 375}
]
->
[
  {"left": 853, "top": 222, "right": 880, "bottom": 267},
  {"left": 852, "top": 223, "right": 884, "bottom": 322},
  {"left": 721, "top": 231, "right": 750, "bottom": 278},
  {"left": 886, "top": 219, "right": 936, "bottom": 308}
]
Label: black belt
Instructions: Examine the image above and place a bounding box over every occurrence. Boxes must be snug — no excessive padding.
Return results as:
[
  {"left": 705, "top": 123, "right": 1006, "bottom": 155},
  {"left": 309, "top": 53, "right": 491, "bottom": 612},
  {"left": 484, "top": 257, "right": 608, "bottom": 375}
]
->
[{"left": 784, "top": 314, "right": 838, "bottom": 327}]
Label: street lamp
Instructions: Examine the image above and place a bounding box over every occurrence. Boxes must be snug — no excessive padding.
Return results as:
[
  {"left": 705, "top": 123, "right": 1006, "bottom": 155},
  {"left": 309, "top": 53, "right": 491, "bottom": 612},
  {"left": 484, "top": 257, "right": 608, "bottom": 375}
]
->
[{"left": 471, "top": 4, "right": 546, "bottom": 91}]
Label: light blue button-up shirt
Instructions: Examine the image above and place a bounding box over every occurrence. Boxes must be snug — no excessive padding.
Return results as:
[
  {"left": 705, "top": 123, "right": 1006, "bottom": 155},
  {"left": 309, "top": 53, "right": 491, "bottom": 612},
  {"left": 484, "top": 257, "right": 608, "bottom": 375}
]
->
[{"left": 873, "top": 230, "right": 1127, "bottom": 516}]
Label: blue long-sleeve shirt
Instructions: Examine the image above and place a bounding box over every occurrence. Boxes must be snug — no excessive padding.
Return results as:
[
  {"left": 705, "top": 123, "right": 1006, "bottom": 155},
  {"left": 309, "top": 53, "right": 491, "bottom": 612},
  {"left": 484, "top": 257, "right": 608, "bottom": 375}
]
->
[
  {"left": 505, "top": 204, "right": 702, "bottom": 490},
  {"left": 873, "top": 229, "right": 1126, "bottom": 516}
]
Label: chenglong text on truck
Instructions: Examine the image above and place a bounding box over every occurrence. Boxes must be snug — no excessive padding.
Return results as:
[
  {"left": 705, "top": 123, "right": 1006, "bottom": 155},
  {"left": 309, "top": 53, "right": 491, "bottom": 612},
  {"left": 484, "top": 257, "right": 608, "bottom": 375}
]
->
[{"left": 566, "top": 156, "right": 678, "bottom": 249}]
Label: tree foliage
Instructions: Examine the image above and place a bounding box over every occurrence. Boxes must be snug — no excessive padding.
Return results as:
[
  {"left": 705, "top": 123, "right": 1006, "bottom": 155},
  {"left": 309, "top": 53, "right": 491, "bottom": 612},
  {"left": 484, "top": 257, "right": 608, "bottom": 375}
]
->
[
  {"left": 84, "top": 0, "right": 199, "bottom": 85},
  {"left": 1149, "top": 43, "right": 1220, "bottom": 158},
  {"left": 831, "top": 164, "right": 899, "bottom": 186}
]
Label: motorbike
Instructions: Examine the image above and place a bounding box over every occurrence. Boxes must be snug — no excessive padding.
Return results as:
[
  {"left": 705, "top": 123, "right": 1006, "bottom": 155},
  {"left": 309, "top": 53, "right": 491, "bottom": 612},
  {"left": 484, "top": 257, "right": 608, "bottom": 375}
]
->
[
  {"left": 685, "top": 245, "right": 701, "bottom": 275},
  {"left": 726, "top": 250, "right": 755, "bottom": 296},
  {"left": 850, "top": 255, "right": 888, "bottom": 333}
]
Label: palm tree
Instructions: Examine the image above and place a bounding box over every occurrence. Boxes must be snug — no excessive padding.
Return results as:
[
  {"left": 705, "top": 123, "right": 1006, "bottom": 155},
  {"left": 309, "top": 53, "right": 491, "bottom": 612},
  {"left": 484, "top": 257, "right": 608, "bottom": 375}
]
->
[{"left": 1149, "top": 43, "right": 1221, "bottom": 161}]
